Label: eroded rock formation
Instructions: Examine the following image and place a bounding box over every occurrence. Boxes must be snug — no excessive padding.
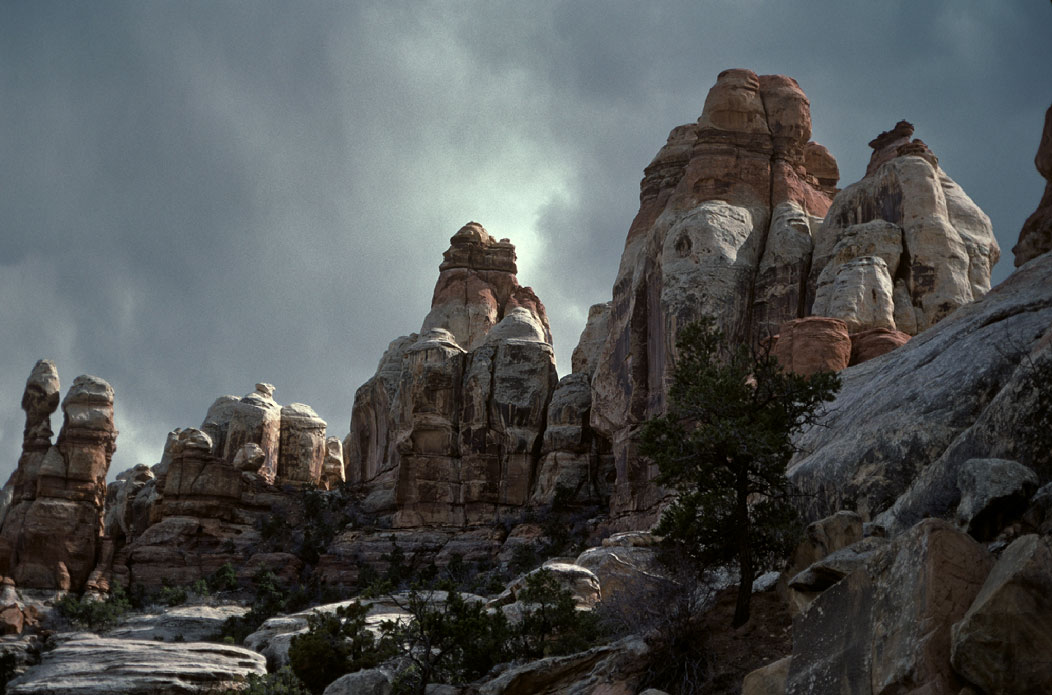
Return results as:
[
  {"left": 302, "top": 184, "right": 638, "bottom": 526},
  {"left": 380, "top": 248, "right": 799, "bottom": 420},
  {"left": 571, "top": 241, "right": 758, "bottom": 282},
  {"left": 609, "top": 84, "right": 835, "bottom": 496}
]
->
[
  {"left": 589, "top": 69, "right": 840, "bottom": 522},
  {"left": 1014, "top": 103, "right": 1052, "bottom": 266},
  {"left": 0, "top": 364, "right": 116, "bottom": 592},
  {"left": 344, "top": 225, "right": 561, "bottom": 529},
  {"left": 810, "top": 120, "right": 1000, "bottom": 335}
]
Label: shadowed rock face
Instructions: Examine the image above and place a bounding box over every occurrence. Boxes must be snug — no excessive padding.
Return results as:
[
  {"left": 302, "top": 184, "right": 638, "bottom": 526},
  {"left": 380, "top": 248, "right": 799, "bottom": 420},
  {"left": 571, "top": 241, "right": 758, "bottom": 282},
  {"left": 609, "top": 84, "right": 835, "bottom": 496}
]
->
[
  {"left": 1013, "top": 103, "right": 1052, "bottom": 267},
  {"left": 589, "top": 69, "right": 840, "bottom": 523},
  {"left": 0, "top": 364, "right": 117, "bottom": 592}
]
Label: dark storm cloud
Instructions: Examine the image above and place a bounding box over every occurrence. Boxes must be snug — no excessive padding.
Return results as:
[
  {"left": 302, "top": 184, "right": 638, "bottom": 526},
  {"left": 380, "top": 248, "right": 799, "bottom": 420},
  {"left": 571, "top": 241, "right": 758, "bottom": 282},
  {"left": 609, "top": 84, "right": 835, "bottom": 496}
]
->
[{"left": 1, "top": 1, "right": 1049, "bottom": 482}]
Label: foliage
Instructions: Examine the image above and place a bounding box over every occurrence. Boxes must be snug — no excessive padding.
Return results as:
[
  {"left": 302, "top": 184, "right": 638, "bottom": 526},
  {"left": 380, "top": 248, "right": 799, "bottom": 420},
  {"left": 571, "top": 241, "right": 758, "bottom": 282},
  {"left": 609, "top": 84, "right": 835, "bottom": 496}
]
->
[
  {"left": 383, "top": 587, "right": 512, "bottom": 694},
  {"left": 640, "top": 317, "right": 839, "bottom": 626},
  {"left": 224, "top": 667, "right": 310, "bottom": 695},
  {"left": 514, "top": 569, "right": 602, "bottom": 659},
  {"left": 219, "top": 569, "right": 300, "bottom": 644},
  {"left": 288, "top": 601, "right": 395, "bottom": 695},
  {"left": 54, "top": 583, "right": 132, "bottom": 631}
]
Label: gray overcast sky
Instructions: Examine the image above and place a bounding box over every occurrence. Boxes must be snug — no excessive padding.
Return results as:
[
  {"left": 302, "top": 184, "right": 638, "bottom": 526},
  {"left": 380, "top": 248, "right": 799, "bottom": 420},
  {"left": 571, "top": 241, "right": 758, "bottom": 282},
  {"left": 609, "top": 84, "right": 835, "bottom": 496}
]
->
[{"left": 2, "top": 1, "right": 1050, "bottom": 483}]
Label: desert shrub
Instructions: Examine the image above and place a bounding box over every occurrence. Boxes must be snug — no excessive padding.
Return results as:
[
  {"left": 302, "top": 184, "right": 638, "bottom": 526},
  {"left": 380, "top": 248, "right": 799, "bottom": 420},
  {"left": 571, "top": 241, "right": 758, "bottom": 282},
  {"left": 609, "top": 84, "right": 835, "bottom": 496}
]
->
[
  {"left": 219, "top": 569, "right": 294, "bottom": 643},
  {"left": 225, "top": 666, "right": 310, "bottom": 695},
  {"left": 55, "top": 583, "right": 132, "bottom": 631},
  {"left": 158, "top": 583, "right": 188, "bottom": 607},
  {"left": 288, "top": 602, "right": 395, "bottom": 694},
  {"left": 513, "top": 569, "right": 603, "bottom": 659},
  {"left": 207, "top": 562, "right": 239, "bottom": 593}
]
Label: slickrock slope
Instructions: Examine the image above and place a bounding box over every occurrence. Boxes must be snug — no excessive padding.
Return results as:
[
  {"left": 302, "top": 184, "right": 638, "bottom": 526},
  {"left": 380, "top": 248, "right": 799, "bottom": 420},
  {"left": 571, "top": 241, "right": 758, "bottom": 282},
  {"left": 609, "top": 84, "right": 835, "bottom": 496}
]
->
[
  {"left": 0, "top": 363, "right": 116, "bottom": 592},
  {"left": 1013, "top": 103, "right": 1052, "bottom": 266},
  {"left": 345, "top": 224, "right": 560, "bottom": 528},
  {"left": 788, "top": 250, "right": 1052, "bottom": 527}
]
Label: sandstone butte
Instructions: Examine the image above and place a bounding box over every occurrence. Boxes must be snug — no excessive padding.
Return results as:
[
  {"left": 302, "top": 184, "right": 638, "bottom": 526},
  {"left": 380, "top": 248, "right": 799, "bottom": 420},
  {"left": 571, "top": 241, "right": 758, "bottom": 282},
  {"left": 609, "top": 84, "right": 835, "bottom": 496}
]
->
[{"left": 0, "top": 71, "right": 1050, "bottom": 695}]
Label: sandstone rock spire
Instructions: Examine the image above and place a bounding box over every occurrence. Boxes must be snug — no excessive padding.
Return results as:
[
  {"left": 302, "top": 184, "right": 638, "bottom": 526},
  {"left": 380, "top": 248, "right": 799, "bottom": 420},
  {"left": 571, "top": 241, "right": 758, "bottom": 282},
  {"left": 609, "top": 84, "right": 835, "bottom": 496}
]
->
[
  {"left": 0, "top": 364, "right": 117, "bottom": 591},
  {"left": 1013, "top": 103, "right": 1052, "bottom": 266}
]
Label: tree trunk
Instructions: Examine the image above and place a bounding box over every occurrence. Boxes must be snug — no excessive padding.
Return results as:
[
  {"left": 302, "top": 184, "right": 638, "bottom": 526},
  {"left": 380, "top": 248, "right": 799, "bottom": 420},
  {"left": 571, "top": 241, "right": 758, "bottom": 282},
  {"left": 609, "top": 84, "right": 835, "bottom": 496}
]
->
[{"left": 733, "top": 479, "right": 753, "bottom": 628}]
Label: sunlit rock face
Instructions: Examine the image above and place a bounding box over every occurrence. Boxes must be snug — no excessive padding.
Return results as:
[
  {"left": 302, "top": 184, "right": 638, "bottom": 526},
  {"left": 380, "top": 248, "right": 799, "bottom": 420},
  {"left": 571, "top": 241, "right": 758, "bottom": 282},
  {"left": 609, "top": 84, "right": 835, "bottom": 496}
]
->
[
  {"left": 809, "top": 121, "right": 1000, "bottom": 335},
  {"left": 588, "top": 69, "right": 840, "bottom": 523},
  {"left": 0, "top": 363, "right": 117, "bottom": 592},
  {"left": 345, "top": 225, "right": 560, "bottom": 529}
]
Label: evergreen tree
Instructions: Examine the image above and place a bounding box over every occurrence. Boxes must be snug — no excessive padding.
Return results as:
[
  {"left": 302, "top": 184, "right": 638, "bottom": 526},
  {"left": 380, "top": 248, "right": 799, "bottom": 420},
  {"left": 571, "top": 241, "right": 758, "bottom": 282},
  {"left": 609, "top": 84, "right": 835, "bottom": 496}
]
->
[{"left": 640, "top": 317, "right": 840, "bottom": 627}]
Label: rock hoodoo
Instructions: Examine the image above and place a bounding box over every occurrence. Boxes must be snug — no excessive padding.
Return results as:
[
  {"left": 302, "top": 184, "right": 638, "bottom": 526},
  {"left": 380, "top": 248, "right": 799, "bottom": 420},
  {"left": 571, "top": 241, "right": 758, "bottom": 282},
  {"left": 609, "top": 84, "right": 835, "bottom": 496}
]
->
[
  {"left": 589, "top": 69, "right": 841, "bottom": 522},
  {"left": 0, "top": 363, "right": 117, "bottom": 592},
  {"left": 580, "top": 72, "right": 999, "bottom": 524},
  {"left": 345, "top": 224, "right": 566, "bottom": 527},
  {"left": 1013, "top": 103, "right": 1052, "bottom": 266}
]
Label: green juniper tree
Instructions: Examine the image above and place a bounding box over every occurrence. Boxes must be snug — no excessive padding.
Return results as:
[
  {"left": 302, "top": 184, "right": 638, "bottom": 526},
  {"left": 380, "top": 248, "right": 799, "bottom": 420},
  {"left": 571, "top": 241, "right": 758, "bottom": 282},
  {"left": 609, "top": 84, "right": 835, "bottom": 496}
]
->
[{"left": 640, "top": 317, "right": 840, "bottom": 627}]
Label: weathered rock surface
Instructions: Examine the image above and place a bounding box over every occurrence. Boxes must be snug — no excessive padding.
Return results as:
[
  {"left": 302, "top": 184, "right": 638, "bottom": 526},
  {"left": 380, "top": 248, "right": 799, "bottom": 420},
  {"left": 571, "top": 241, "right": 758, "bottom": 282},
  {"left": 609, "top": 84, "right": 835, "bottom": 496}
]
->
[
  {"left": 786, "top": 519, "right": 991, "bottom": 695},
  {"left": 742, "top": 656, "right": 791, "bottom": 695},
  {"left": 106, "top": 604, "right": 250, "bottom": 642},
  {"left": 574, "top": 534, "right": 663, "bottom": 604},
  {"left": 6, "top": 636, "right": 266, "bottom": 694},
  {"left": 951, "top": 534, "right": 1052, "bottom": 694},
  {"left": 278, "top": 403, "right": 327, "bottom": 484},
  {"left": 0, "top": 366, "right": 117, "bottom": 592},
  {"left": 345, "top": 227, "right": 561, "bottom": 532},
  {"left": 955, "top": 457, "right": 1038, "bottom": 541},
  {"left": 589, "top": 69, "right": 840, "bottom": 523},
  {"left": 847, "top": 328, "right": 910, "bottom": 366},
  {"left": 810, "top": 121, "right": 999, "bottom": 336},
  {"left": 492, "top": 562, "right": 602, "bottom": 611},
  {"left": 570, "top": 303, "right": 612, "bottom": 376},
  {"left": 323, "top": 669, "right": 392, "bottom": 695},
  {"left": 788, "top": 252, "right": 1052, "bottom": 525},
  {"left": 420, "top": 222, "right": 551, "bottom": 351},
  {"left": 771, "top": 317, "right": 851, "bottom": 376},
  {"left": 1013, "top": 104, "right": 1052, "bottom": 266},
  {"left": 477, "top": 636, "right": 648, "bottom": 695}
]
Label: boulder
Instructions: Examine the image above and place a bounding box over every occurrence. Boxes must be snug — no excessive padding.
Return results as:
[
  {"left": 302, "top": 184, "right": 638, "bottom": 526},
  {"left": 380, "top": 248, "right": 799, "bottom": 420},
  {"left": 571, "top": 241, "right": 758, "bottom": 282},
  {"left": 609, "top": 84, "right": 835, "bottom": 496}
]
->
[
  {"left": 742, "top": 656, "right": 791, "bottom": 695},
  {"left": 106, "top": 604, "right": 250, "bottom": 642},
  {"left": 6, "top": 636, "right": 266, "bottom": 694},
  {"left": 786, "top": 519, "right": 992, "bottom": 695},
  {"left": 221, "top": 384, "right": 281, "bottom": 480},
  {"left": 493, "top": 562, "right": 602, "bottom": 610},
  {"left": 771, "top": 317, "right": 852, "bottom": 375},
  {"left": 1013, "top": 103, "right": 1052, "bottom": 266},
  {"left": 477, "top": 636, "right": 648, "bottom": 695},
  {"left": 950, "top": 534, "right": 1052, "bottom": 694},
  {"left": 955, "top": 458, "right": 1038, "bottom": 540},
  {"left": 323, "top": 669, "right": 392, "bottom": 695},
  {"left": 574, "top": 541, "right": 664, "bottom": 604}
]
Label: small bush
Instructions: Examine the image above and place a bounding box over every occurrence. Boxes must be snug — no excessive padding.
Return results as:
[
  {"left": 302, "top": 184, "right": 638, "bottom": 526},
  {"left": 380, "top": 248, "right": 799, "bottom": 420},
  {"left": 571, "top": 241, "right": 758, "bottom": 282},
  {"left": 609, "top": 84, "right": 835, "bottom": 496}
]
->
[
  {"left": 55, "top": 584, "right": 132, "bottom": 631},
  {"left": 514, "top": 569, "right": 602, "bottom": 659},
  {"left": 225, "top": 666, "right": 310, "bottom": 695},
  {"left": 288, "top": 602, "right": 395, "bottom": 695}
]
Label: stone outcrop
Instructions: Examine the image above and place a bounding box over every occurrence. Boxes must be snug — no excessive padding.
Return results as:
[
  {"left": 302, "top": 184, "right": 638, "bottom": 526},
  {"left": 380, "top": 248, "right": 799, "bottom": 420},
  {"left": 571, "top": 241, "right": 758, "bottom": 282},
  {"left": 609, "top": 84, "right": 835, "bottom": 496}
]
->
[
  {"left": 1013, "top": 103, "right": 1052, "bottom": 266},
  {"left": 847, "top": 328, "right": 910, "bottom": 366},
  {"left": 345, "top": 225, "right": 561, "bottom": 529},
  {"left": 810, "top": 121, "right": 1000, "bottom": 336},
  {"left": 955, "top": 457, "right": 1038, "bottom": 541},
  {"left": 950, "top": 534, "right": 1052, "bottom": 694},
  {"left": 589, "top": 69, "right": 840, "bottom": 522},
  {"left": 786, "top": 519, "right": 992, "bottom": 695},
  {"left": 788, "top": 252, "right": 1052, "bottom": 526},
  {"left": 0, "top": 364, "right": 117, "bottom": 592},
  {"left": 6, "top": 636, "right": 266, "bottom": 694},
  {"left": 108, "top": 385, "right": 330, "bottom": 589}
]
